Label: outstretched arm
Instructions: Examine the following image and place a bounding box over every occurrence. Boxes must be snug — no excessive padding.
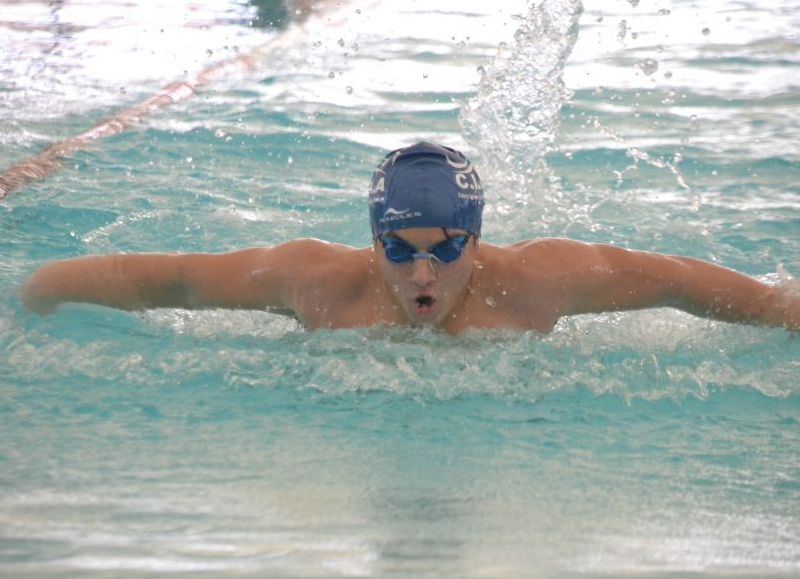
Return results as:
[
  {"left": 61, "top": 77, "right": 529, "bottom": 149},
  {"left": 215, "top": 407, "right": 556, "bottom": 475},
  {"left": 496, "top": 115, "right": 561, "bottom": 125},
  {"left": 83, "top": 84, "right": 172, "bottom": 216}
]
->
[
  {"left": 545, "top": 240, "right": 799, "bottom": 330},
  {"left": 21, "top": 240, "right": 321, "bottom": 315}
]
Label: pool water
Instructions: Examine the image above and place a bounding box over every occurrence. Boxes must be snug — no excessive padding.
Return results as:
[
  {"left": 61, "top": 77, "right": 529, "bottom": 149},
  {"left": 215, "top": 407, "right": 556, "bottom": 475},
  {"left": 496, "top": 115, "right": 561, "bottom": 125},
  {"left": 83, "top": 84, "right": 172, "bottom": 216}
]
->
[{"left": 1, "top": 0, "right": 799, "bottom": 576}]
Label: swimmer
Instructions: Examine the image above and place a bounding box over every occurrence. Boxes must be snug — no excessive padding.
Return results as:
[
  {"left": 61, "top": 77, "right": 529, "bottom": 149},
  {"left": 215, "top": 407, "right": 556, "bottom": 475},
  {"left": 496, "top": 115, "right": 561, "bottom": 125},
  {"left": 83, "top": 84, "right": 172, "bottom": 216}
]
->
[{"left": 21, "top": 141, "right": 800, "bottom": 333}]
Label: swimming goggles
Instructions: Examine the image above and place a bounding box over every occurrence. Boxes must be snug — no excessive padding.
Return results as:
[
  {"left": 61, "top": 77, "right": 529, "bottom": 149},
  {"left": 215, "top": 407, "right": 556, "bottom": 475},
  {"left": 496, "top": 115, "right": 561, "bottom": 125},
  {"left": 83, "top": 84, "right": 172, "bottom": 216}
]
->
[{"left": 379, "top": 233, "right": 471, "bottom": 264}]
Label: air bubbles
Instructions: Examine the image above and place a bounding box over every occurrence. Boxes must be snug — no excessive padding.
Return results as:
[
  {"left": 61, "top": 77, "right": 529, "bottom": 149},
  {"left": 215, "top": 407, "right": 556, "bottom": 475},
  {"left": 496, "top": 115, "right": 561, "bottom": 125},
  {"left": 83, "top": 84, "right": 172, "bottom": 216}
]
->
[
  {"left": 701, "top": 27, "right": 711, "bottom": 36},
  {"left": 627, "top": 0, "right": 640, "bottom": 6},
  {"left": 661, "top": 89, "right": 677, "bottom": 105},
  {"left": 346, "top": 86, "right": 353, "bottom": 95},
  {"left": 657, "top": 9, "right": 671, "bottom": 16}
]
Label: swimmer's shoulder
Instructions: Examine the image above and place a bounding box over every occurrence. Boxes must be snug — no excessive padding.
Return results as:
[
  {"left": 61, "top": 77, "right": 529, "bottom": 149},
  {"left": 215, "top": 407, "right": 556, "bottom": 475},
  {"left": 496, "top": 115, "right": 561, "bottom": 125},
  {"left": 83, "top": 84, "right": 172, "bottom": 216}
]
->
[
  {"left": 265, "top": 237, "right": 361, "bottom": 261},
  {"left": 482, "top": 238, "right": 607, "bottom": 287},
  {"left": 261, "top": 237, "right": 373, "bottom": 287},
  {"left": 483, "top": 237, "right": 596, "bottom": 265}
]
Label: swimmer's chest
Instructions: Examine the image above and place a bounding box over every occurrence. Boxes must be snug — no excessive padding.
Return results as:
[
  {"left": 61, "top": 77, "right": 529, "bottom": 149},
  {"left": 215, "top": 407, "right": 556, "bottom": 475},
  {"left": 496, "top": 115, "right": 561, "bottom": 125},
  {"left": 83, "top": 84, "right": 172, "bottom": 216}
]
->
[
  {"left": 444, "top": 288, "right": 557, "bottom": 334},
  {"left": 291, "top": 290, "right": 401, "bottom": 330}
]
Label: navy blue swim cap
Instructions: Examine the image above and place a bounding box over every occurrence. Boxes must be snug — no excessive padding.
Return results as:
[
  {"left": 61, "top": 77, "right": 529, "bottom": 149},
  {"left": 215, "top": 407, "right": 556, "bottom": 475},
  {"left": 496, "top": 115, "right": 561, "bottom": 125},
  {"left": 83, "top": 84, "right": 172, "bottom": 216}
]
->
[{"left": 368, "top": 142, "right": 484, "bottom": 238}]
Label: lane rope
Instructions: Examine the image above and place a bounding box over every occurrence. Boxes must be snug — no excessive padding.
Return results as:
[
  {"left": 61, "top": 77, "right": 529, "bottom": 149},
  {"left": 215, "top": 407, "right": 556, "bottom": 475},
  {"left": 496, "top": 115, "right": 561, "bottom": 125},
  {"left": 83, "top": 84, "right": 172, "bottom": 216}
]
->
[{"left": 0, "top": 7, "right": 323, "bottom": 199}]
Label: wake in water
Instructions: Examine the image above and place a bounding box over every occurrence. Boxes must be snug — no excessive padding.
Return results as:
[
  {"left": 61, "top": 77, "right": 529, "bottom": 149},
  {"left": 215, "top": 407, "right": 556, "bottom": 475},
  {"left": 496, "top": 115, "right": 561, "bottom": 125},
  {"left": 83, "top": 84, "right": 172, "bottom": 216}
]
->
[{"left": 461, "top": 0, "right": 583, "bottom": 203}]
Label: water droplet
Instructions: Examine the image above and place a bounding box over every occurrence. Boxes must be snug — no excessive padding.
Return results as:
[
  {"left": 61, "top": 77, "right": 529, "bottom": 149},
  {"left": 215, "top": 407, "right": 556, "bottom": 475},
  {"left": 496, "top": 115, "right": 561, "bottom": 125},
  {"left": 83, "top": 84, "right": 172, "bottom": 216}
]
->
[
  {"left": 627, "top": 0, "right": 640, "bottom": 6},
  {"left": 337, "top": 38, "right": 345, "bottom": 47},
  {"left": 422, "top": 73, "right": 429, "bottom": 79},
  {"left": 312, "top": 40, "right": 322, "bottom": 48},
  {"left": 635, "top": 59, "right": 658, "bottom": 76},
  {"left": 328, "top": 71, "right": 335, "bottom": 78},
  {"left": 287, "top": 156, "right": 293, "bottom": 165},
  {"left": 205, "top": 49, "right": 213, "bottom": 57},
  {"left": 663, "top": 71, "right": 673, "bottom": 79},
  {"left": 346, "top": 86, "right": 353, "bottom": 95},
  {"left": 702, "top": 27, "right": 711, "bottom": 35},
  {"left": 617, "top": 19, "right": 628, "bottom": 42},
  {"left": 657, "top": 9, "right": 671, "bottom": 16}
]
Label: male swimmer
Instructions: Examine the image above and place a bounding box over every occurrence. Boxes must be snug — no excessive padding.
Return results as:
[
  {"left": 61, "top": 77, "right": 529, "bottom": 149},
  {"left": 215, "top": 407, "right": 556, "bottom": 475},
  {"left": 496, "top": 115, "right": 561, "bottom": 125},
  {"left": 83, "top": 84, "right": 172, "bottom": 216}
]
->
[{"left": 22, "top": 142, "right": 800, "bottom": 334}]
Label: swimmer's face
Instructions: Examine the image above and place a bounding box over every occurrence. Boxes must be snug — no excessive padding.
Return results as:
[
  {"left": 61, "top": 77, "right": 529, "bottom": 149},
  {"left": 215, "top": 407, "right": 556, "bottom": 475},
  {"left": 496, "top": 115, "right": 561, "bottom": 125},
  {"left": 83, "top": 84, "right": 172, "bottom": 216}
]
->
[{"left": 374, "top": 227, "right": 477, "bottom": 326}]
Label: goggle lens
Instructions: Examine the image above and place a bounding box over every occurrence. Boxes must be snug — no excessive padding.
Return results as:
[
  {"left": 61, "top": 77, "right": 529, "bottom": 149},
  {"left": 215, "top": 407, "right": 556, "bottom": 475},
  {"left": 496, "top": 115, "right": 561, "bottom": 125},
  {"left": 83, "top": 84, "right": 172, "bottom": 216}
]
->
[{"left": 380, "top": 234, "right": 470, "bottom": 264}]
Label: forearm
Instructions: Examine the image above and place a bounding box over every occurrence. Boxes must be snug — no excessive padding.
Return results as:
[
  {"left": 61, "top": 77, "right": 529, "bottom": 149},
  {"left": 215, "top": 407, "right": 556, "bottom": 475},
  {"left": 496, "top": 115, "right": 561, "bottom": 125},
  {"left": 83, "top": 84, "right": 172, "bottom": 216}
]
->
[
  {"left": 22, "top": 254, "right": 186, "bottom": 314},
  {"left": 675, "top": 258, "right": 798, "bottom": 329},
  {"left": 574, "top": 244, "right": 799, "bottom": 330}
]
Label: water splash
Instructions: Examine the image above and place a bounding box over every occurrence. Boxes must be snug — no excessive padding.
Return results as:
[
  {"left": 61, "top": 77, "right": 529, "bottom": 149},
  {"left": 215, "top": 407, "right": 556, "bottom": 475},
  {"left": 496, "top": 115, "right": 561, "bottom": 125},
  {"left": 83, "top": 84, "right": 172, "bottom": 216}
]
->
[
  {"left": 460, "top": 0, "right": 583, "bottom": 201},
  {"left": 5, "top": 306, "right": 798, "bottom": 403}
]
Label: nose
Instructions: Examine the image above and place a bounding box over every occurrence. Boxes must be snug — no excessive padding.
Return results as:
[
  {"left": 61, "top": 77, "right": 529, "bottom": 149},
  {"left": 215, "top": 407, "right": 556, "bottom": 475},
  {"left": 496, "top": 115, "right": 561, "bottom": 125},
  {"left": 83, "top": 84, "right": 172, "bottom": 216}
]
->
[{"left": 410, "top": 256, "right": 437, "bottom": 287}]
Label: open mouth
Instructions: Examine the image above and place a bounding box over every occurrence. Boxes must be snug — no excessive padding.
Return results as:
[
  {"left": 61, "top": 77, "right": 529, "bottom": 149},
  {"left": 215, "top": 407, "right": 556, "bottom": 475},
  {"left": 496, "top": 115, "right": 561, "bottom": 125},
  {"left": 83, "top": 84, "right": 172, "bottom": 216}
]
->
[
  {"left": 416, "top": 295, "right": 434, "bottom": 307},
  {"left": 414, "top": 295, "right": 436, "bottom": 316}
]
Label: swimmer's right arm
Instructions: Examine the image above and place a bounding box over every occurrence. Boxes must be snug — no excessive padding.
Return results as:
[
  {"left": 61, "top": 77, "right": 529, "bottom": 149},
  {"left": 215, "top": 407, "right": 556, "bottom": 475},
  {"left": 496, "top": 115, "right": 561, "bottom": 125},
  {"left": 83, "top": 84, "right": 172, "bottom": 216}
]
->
[{"left": 21, "top": 240, "right": 318, "bottom": 314}]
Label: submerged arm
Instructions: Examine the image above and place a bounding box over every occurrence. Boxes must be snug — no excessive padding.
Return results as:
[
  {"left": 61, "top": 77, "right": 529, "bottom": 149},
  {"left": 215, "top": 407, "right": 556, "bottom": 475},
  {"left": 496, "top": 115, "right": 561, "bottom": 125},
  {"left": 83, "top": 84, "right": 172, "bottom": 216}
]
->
[{"left": 554, "top": 241, "right": 799, "bottom": 329}]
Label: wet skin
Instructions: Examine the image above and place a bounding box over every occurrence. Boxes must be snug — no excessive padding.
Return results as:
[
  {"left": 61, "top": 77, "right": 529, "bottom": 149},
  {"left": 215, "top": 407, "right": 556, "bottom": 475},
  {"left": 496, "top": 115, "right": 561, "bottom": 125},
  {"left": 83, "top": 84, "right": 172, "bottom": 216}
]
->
[
  {"left": 374, "top": 228, "right": 477, "bottom": 327},
  {"left": 21, "top": 227, "right": 800, "bottom": 333}
]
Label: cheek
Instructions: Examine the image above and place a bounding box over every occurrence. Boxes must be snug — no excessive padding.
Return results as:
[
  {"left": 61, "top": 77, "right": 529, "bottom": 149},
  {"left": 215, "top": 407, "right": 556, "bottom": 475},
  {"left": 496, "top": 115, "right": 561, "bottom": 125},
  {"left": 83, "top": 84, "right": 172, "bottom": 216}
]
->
[
  {"left": 378, "top": 260, "right": 407, "bottom": 291},
  {"left": 440, "top": 262, "right": 472, "bottom": 293}
]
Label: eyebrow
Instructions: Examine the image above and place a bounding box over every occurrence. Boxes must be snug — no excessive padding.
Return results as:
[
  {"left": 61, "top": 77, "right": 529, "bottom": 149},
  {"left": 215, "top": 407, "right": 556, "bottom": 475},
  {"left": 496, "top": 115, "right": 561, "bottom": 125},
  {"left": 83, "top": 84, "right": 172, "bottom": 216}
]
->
[{"left": 387, "top": 228, "right": 463, "bottom": 244}]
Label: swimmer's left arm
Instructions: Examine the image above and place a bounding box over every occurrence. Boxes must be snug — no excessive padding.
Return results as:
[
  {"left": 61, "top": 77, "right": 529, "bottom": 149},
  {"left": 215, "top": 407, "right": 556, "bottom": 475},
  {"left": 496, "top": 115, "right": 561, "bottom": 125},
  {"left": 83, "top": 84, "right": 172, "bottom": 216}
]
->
[{"left": 552, "top": 241, "right": 799, "bottom": 329}]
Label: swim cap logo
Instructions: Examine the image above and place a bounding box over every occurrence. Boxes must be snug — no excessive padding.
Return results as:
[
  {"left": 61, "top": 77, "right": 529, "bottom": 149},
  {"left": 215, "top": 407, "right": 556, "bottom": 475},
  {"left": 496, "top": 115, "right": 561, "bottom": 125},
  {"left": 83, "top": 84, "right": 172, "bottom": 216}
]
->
[
  {"left": 445, "top": 152, "right": 483, "bottom": 197},
  {"left": 380, "top": 207, "right": 421, "bottom": 223},
  {"left": 369, "top": 169, "right": 386, "bottom": 205}
]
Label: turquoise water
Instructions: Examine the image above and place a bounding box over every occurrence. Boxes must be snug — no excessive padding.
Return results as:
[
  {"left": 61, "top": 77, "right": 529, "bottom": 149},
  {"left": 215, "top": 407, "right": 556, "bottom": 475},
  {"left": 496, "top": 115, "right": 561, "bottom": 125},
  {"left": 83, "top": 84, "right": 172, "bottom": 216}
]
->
[{"left": 2, "top": 0, "right": 799, "bottom": 575}]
